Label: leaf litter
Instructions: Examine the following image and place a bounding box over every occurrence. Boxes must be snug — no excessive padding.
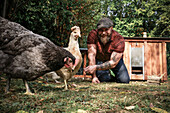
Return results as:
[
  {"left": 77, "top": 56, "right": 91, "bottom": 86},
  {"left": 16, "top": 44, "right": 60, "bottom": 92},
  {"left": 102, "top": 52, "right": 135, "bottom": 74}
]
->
[{"left": 0, "top": 75, "right": 169, "bottom": 113}]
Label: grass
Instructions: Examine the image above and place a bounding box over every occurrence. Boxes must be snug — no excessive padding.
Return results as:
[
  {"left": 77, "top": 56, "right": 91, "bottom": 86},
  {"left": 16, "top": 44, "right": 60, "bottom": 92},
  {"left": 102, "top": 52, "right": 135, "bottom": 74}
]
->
[{"left": 0, "top": 75, "right": 169, "bottom": 113}]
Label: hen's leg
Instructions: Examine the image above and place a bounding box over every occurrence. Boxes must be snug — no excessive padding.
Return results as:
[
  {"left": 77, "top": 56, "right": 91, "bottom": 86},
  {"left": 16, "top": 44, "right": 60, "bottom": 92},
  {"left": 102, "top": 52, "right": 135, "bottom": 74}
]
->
[
  {"left": 64, "top": 79, "right": 68, "bottom": 90},
  {"left": 5, "top": 77, "right": 11, "bottom": 93},
  {"left": 23, "top": 79, "right": 34, "bottom": 95}
]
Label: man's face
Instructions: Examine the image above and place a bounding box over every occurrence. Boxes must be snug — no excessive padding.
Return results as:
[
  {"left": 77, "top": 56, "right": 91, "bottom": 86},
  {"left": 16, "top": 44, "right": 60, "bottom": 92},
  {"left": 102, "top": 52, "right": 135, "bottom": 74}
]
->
[
  {"left": 98, "top": 27, "right": 112, "bottom": 45},
  {"left": 98, "top": 27, "right": 112, "bottom": 37}
]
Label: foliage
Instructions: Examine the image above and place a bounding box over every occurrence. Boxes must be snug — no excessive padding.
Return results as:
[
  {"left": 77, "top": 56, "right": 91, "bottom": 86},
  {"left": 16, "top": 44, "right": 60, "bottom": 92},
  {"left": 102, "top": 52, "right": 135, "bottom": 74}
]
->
[
  {"left": 150, "top": 0, "right": 170, "bottom": 37},
  {"left": 0, "top": 77, "right": 169, "bottom": 112},
  {"left": 0, "top": 0, "right": 169, "bottom": 47},
  {"left": 0, "top": 0, "right": 100, "bottom": 47},
  {"left": 96, "top": 0, "right": 169, "bottom": 37}
]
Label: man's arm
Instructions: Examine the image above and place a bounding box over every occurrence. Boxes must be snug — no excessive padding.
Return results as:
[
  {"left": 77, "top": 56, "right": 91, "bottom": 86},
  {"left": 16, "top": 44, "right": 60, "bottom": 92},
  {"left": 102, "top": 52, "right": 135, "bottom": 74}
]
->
[
  {"left": 96, "top": 51, "right": 123, "bottom": 70},
  {"left": 87, "top": 44, "right": 97, "bottom": 78},
  {"left": 84, "top": 51, "right": 123, "bottom": 74},
  {"left": 86, "top": 44, "right": 100, "bottom": 83},
  {"left": 87, "top": 44, "right": 96, "bottom": 67}
]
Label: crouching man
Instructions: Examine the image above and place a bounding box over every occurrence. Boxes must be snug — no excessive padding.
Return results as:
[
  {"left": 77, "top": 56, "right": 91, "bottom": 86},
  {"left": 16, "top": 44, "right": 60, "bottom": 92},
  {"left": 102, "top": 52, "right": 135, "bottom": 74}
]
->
[{"left": 84, "top": 17, "right": 130, "bottom": 84}]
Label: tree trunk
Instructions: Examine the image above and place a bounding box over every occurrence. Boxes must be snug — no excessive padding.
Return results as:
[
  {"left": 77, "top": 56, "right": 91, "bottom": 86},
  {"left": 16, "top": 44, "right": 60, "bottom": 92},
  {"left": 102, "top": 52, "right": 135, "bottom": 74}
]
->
[{"left": 3, "top": 0, "right": 7, "bottom": 18}]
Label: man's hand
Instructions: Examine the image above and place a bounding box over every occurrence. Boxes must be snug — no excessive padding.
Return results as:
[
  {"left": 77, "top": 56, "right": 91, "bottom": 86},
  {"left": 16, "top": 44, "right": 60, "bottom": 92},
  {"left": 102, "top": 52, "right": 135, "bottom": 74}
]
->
[
  {"left": 84, "top": 65, "right": 97, "bottom": 74},
  {"left": 92, "top": 77, "right": 100, "bottom": 84},
  {"left": 84, "top": 66, "right": 100, "bottom": 83}
]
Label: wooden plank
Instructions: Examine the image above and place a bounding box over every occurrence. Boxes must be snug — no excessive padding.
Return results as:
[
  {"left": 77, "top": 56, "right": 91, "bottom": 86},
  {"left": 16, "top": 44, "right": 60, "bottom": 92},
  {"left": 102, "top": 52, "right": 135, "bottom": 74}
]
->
[
  {"left": 144, "top": 41, "right": 148, "bottom": 80},
  {"left": 124, "top": 37, "right": 170, "bottom": 43},
  {"left": 154, "top": 43, "right": 159, "bottom": 75},
  {"left": 83, "top": 51, "right": 87, "bottom": 78},
  {"left": 125, "top": 39, "right": 170, "bottom": 43},
  {"left": 139, "top": 42, "right": 143, "bottom": 48},
  {"left": 132, "top": 70, "right": 143, "bottom": 72},
  {"left": 151, "top": 43, "right": 157, "bottom": 75},
  {"left": 131, "top": 74, "right": 144, "bottom": 80},
  {"left": 123, "top": 42, "right": 130, "bottom": 76},
  {"left": 131, "top": 42, "right": 143, "bottom": 48},
  {"left": 147, "top": 43, "right": 152, "bottom": 76},
  {"left": 162, "top": 42, "right": 168, "bottom": 81},
  {"left": 147, "top": 80, "right": 161, "bottom": 85},
  {"left": 74, "top": 75, "right": 92, "bottom": 78},
  {"left": 123, "top": 42, "right": 127, "bottom": 65},
  {"left": 157, "top": 43, "right": 160, "bottom": 75},
  {"left": 159, "top": 43, "right": 163, "bottom": 76}
]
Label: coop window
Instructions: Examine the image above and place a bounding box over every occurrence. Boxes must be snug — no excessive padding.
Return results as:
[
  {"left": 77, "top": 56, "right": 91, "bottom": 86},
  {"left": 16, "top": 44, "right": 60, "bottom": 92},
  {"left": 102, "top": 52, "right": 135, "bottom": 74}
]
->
[{"left": 131, "top": 46, "right": 144, "bottom": 75}]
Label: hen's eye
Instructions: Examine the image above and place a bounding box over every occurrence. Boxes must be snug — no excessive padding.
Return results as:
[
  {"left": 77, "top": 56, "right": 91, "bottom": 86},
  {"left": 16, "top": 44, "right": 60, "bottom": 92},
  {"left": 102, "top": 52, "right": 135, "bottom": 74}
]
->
[{"left": 69, "top": 60, "right": 73, "bottom": 62}]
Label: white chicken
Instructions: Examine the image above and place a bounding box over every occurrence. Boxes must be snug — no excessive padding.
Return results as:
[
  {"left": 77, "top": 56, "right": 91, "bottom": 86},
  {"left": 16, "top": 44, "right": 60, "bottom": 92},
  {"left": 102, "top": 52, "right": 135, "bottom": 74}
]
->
[{"left": 56, "top": 26, "right": 82, "bottom": 90}]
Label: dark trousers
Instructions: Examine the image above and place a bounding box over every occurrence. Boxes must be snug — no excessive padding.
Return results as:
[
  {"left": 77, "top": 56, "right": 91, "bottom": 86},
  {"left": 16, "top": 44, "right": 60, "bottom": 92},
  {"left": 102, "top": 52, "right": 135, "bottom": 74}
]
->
[{"left": 96, "top": 58, "right": 130, "bottom": 83}]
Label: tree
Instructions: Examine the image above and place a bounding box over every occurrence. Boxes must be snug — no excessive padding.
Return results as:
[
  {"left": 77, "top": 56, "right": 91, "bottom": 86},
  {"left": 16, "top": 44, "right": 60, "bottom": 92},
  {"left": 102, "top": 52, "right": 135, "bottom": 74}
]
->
[
  {"left": 0, "top": 0, "right": 169, "bottom": 44},
  {"left": 0, "top": 0, "right": 100, "bottom": 47},
  {"left": 150, "top": 0, "right": 170, "bottom": 37},
  {"left": 95, "top": 0, "right": 169, "bottom": 37}
]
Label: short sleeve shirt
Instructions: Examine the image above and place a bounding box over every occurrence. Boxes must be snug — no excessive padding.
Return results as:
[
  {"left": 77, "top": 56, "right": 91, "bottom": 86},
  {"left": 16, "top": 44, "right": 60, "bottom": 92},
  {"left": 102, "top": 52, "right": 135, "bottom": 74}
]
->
[{"left": 87, "top": 29, "right": 125, "bottom": 61}]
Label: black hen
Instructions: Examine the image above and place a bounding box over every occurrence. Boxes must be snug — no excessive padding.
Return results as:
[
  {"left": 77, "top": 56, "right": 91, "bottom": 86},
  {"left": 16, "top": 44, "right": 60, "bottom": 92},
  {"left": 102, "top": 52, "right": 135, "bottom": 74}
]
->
[{"left": 0, "top": 17, "right": 75, "bottom": 94}]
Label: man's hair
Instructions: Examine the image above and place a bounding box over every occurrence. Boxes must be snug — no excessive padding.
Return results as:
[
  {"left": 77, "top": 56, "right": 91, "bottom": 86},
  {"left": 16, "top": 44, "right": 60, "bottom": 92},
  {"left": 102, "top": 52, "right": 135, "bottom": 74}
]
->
[{"left": 97, "top": 17, "right": 113, "bottom": 29}]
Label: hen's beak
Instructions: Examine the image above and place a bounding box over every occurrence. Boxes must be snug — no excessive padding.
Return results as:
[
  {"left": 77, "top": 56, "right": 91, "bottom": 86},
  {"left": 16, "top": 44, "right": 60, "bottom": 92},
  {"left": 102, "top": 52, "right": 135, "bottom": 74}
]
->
[
  {"left": 75, "top": 35, "right": 80, "bottom": 40},
  {"left": 72, "top": 65, "right": 75, "bottom": 71}
]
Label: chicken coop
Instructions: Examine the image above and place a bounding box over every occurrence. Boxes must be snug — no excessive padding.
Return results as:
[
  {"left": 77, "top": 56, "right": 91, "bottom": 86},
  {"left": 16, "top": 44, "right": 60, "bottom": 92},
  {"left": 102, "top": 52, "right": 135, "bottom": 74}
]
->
[
  {"left": 123, "top": 37, "right": 170, "bottom": 81},
  {"left": 76, "top": 37, "right": 170, "bottom": 81}
]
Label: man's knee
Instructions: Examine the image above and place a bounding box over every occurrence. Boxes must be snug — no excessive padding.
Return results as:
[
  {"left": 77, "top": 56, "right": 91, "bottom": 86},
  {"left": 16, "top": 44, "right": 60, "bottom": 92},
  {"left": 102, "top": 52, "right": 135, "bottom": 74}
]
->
[
  {"left": 117, "top": 74, "right": 130, "bottom": 83},
  {"left": 117, "top": 78, "right": 130, "bottom": 83}
]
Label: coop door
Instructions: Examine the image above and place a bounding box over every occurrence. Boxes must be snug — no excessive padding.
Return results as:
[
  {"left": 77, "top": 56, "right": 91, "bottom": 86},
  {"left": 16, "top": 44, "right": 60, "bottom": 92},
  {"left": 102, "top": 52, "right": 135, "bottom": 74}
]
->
[{"left": 130, "top": 45, "right": 144, "bottom": 80}]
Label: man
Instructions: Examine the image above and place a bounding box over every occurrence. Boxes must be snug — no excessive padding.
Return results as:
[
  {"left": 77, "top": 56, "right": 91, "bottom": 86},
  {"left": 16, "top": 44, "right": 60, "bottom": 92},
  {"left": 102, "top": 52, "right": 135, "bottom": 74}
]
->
[{"left": 84, "top": 17, "right": 130, "bottom": 83}]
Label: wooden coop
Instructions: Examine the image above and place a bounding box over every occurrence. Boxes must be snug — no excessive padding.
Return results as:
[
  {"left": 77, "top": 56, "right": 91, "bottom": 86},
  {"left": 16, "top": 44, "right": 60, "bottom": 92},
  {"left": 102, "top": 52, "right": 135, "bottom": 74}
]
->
[
  {"left": 123, "top": 37, "right": 170, "bottom": 81},
  {"left": 75, "top": 37, "right": 170, "bottom": 81}
]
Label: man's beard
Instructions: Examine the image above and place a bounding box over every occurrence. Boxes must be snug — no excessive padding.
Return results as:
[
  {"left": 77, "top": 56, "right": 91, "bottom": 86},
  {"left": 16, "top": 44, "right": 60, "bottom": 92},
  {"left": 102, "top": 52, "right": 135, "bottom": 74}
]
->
[{"left": 98, "top": 35, "right": 111, "bottom": 45}]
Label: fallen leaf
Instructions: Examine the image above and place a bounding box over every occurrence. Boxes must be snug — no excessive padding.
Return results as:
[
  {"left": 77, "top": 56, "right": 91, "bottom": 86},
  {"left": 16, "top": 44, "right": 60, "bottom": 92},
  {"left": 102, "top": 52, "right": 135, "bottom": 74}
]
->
[
  {"left": 91, "top": 95, "right": 96, "bottom": 98},
  {"left": 40, "top": 98, "right": 45, "bottom": 101},
  {"left": 125, "top": 106, "right": 135, "bottom": 110},
  {"left": 150, "top": 103, "right": 168, "bottom": 113},
  {"left": 117, "top": 110, "right": 131, "bottom": 113},
  {"left": 150, "top": 107, "right": 168, "bottom": 113},
  {"left": 119, "top": 92, "right": 127, "bottom": 94},
  {"left": 38, "top": 81, "right": 43, "bottom": 83},
  {"left": 15, "top": 110, "right": 28, "bottom": 113},
  {"left": 11, "top": 95, "right": 17, "bottom": 100},
  {"left": 77, "top": 109, "right": 87, "bottom": 113},
  {"left": 71, "top": 83, "right": 77, "bottom": 87},
  {"left": 37, "top": 110, "right": 43, "bottom": 113}
]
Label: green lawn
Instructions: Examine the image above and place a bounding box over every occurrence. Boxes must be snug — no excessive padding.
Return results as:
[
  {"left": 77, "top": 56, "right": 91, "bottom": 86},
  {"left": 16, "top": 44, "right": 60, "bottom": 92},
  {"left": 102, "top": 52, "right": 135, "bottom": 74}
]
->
[{"left": 0, "top": 76, "right": 169, "bottom": 113}]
